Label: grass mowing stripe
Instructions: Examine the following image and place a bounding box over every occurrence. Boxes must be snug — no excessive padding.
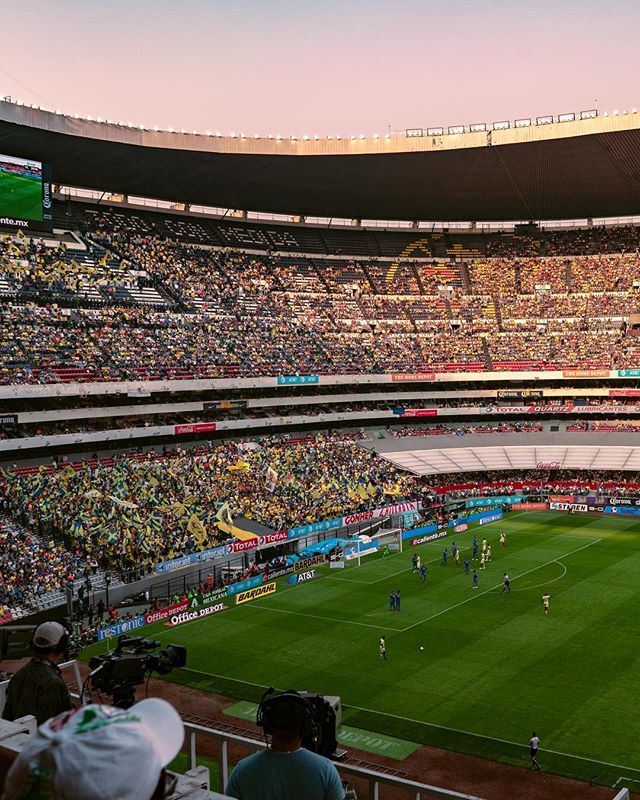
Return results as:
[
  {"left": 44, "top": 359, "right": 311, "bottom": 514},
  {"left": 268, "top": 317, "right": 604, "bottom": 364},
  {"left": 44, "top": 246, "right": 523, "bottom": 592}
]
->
[
  {"left": 246, "top": 603, "right": 388, "bottom": 630},
  {"left": 399, "top": 537, "right": 601, "bottom": 632},
  {"left": 175, "top": 666, "right": 640, "bottom": 776}
]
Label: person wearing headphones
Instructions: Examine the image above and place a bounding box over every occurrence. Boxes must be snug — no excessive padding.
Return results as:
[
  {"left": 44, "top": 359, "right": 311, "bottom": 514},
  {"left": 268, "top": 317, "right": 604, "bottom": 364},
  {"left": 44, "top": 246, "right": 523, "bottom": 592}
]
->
[
  {"left": 225, "top": 691, "right": 344, "bottom": 800},
  {"left": 2, "top": 621, "right": 73, "bottom": 726}
]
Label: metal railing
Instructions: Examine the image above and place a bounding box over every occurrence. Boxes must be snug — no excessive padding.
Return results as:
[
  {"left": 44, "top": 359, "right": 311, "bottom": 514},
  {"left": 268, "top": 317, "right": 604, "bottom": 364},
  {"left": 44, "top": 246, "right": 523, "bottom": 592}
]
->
[{"left": 182, "top": 720, "right": 485, "bottom": 800}]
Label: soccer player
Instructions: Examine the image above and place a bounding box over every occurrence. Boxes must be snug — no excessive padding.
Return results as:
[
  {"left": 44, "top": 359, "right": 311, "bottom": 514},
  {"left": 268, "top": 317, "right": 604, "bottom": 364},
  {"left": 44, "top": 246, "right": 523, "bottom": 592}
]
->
[
  {"left": 529, "top": 732, "right": 540, "bottom": 770},
  {"left": 472, "top": 570, "right": 478, "bottom": 589},
  {"left": 412, "top": 553, "right": 418, "bottom": 573},
  {"left": 502, "top": 573, "right": 511, "bottom": 592},
  {"left": 442, "top": 547, "right": 448, "bottom": 566},
  {"left": 542, "top": 593, "right": 551, "bottom": 615},
  {"left": 487, "top": 544, "right": 492, "bottom": 562},
  {"left": 395, "top": 590, "right": 401, "bottom": 612},
  {"left": 416, "top": 555, "right": 421, "bottom": 573},
  {"left": 480, "top": 552, "right": 486, "bottom": 570},
  {"left": 481, "top": 538, "right": 487, "bottom": 555},
  {"left": 419, "top": 563, "right": 427, "bottom": 583},
  {"left": 451, "top": 541, "right": 457, "bottom": 559},
  {"left": 464, "top": 558, "right": 470, "bottom": 575},
  {"left": 499, "top": 531, "right": 506, "bottom": 548},
  {"left": 472, "top": 536, "right": 478, "bottom": 560},
  {"left": 389, "top": 591, "right": 395, "bottom": 613},
  {"left": 454, "top": 547, "right": 460, "bottom": 566},
  {"left": 379, "top": 636, "right": 387, "bottom": 661}
]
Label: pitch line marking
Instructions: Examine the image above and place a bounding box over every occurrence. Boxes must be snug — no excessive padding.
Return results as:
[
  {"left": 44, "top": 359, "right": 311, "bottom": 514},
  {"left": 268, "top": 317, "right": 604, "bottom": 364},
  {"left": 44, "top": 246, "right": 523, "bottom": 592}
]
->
[
  {"left": 345, "top": 703, "right": 640, "bottom": 775},
  {"left": 246, "top": 603, "right": 394, "bottom": 631},
  {"left": 510, "top": 560, "right": 567, "bottom": 593},
  {"left": 399, "top": 537, "right": 602, "bottom": 632},
  {"left": 176, "top": 666, "right": 640, "bottom": 776}
]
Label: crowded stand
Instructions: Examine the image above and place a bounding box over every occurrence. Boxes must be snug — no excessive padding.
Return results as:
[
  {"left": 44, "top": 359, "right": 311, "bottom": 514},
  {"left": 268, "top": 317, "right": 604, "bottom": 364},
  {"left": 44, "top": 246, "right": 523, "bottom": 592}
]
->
[
  {"left": 0, "top": 432, "right": 414, "bottom": 582},
  {"left": 3, "top": 212, "right": 640, "bottom": 381}
]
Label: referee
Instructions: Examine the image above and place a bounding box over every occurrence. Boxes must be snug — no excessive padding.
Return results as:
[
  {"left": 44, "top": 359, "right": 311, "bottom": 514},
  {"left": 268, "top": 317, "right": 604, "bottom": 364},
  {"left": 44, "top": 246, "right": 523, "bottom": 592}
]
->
[{"left": 2, "top": 621, "right": 72, "bottom": 725}]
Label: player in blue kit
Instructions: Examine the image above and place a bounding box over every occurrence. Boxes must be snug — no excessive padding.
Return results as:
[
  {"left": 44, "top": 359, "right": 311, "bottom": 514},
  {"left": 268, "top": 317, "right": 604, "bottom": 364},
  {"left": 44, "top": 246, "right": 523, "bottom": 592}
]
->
[
  {"left": 472, "top": 536, "right": 478, "bottom": 560},
  {"left": 472, "top": 570, "right": 478, "bottom": 589},
  {"left": 419, "top": 563, "right": 427, "bottom": 583},
  {"left": 464, "top": 558, "right": 470, "bottom": 575},
  {"left": 442, "top": 547, "right": 448, "bottom": 566}
]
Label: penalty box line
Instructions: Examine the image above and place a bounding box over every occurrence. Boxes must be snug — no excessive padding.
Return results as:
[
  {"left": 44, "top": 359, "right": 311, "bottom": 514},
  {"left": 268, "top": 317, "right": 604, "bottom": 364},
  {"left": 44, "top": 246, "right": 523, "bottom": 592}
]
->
[{"left": 398, "top": 537, "right": 602, "bottom": 633}]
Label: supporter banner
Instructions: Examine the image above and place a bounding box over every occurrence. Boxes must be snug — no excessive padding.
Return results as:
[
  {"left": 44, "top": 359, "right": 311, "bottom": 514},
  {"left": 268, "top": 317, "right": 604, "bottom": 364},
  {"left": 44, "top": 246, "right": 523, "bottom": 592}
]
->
[
  {"left": 617, "top": 370, "right": 640, "bottom": 377},
  {"left": 398, "top": 409, "right": 438, "bottom": 418},
  {"left": 258, "top": 531, "right": 289, "bottom": 546},
  {"left": 518, "top": 502, "right": 549, "bottom": 510},
  {"left": 563, "top": 370, "right": 610, "bottom": 378},
  {"left": 97, "top": 615, "right": 145, "bottom": 641},
  {"left": 478, "top": 511, "right": 503, "bottom": 525},
  {"left": 286, "top": 569, "right": 317, "bottom": 585},
  {"left": 454, "top": 523, "right": 468, "bottom": 532},
  {"left": 276, "top": 375, "right": 319, "bottom": 385},
  {"left": 165, "top": 603, "right": 228, "bottom": 627},
  {"left": 549, "top": 502, "right": 588, "bottom": 512},
  {"left": 344, "top": 541, "right": 379, "bottom": 560},
  {"left": 174, "top": 422, "right": 217, "bottom": 435},
  {"left": 465, "top": 496, "right": 522, "bottom": 508},
  {"left": 294, "top": 554, "right": 327, "bottom": 571},
  {"left": 341, "top": 501, "right": 420, "bottom": 527},
  {"left": 226, "top": 575, "right": 263, "bottom": 595},
  {"left": 497, "top": 390, "right": 543, "bottom": 399},
  {"left": 236, "top": 581, "right": 277, "bottom": 604},
  {"left": 144, "top": 600, "right": 189, "bottom": 625},
  {"left": 609, "top": 389, "right": 640, "bottom": 397}
]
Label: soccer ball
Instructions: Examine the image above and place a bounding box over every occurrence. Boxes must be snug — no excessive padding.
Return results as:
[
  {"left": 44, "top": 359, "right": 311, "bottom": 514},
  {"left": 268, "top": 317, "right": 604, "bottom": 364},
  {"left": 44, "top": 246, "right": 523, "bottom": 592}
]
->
[{"left": 420, "top": 646, "right": 424, "bottom": 651}]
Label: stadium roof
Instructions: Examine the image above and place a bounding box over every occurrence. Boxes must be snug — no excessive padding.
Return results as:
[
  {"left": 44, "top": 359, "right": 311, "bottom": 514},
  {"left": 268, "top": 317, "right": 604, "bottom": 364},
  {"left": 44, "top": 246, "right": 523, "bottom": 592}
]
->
[
  {"left": 2, "top": 101, "right": 640, "bottom": 222},
  {"left": 363, "top": 433, "right": 640, "bottom": 476}
]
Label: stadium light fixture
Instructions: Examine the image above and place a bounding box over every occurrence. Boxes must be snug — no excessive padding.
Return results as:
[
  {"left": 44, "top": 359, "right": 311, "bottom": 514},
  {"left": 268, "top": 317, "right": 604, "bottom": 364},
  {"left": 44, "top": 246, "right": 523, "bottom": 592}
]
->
[
  {"left": 336, "top": 134, "right": 341, "bottom": 139},
  {"left": 373, "top": 133, "right": 379, "bottom": 139},
  {"left": 205, "top": 130, "right": 212, "bottom": 136},
  {"left": 558, "top": 113, "right": 575, "bottom": 122},
  {"left": 536, "top": 115, "right": 553, "bottom": 125},
  {"left": 579, "top": 109, "right": 597, "bottom": 120},
  {"left": 254, "top": 133, "right": 259, "bottom": 138},
  {"left": 168, "top": 127, "right": 175, "bottom": 132},
  {"left": 303, "top": 134, "right": 309, "bottom": 140},
  {"left": 469, "top": 123, "right": 486, "bottom": 132},
  {"left": 406, "top": 128, "right": 424, "bottom": 137},
  {"left": 633, "top": 108, "right": 638, "bottom": 114},
  {"left": 427, "top": 127, "right": 444, "bottom": 136},
  {"left": 448, "top": 125, "right": 465, "bottom": 135},
  {"left": 514, "top": 118, "right": 531, "bottom": 128},
  {"left": 230, "top": 132, "right": 236, "bottom": 137},
  {"left": 215, "top": 131, "right": 222, "bottom": 137},
  {"left": 154, "top": 126, "right": 160, "bottom": 131},
  {"left": 314, "top": 134, "right": 319, "bottom": 140},
  {"left": 350, "top": 135, "right": 356, "bottom": 140},
  {"left": 613, "top": 110, "right": 619, "bottom": 115},
  {"left": 276, "top": 134, "right": 282, "bottom": 140},
  {"left": 603, "top": 112, "right": 608, "bottom": 117},
  {"left": 492, "top": 120, "right": 510, "bottom": 130},
  {"left": 359, "top": 134, "right": 365, "bottom": 139}
]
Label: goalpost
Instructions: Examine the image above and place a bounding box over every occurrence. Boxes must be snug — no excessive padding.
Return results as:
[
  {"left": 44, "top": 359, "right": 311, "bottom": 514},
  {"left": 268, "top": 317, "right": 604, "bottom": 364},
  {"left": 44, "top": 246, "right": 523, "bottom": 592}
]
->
[{"left": 371, "top": 526, "right": 403, "bottom": 555}]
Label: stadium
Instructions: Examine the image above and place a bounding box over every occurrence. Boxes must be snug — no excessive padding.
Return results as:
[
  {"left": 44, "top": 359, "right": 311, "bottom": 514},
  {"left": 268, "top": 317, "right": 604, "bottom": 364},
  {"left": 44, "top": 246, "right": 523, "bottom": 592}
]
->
[{"left": 1, "top": 7, "right": 640, "bottom": 798}]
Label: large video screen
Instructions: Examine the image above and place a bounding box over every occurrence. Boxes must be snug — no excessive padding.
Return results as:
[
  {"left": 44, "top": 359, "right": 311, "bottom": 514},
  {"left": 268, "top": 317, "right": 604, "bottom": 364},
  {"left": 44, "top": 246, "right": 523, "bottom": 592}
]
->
[{"left": 0, "top": 153, "right": 52, "bottom": 231}]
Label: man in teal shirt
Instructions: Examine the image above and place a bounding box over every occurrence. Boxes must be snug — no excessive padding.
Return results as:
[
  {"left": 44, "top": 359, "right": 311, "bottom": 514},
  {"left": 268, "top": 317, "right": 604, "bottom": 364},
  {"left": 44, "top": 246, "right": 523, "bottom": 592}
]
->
[{"left": 226, "top": 695, "right": 344, "bottom": 800}]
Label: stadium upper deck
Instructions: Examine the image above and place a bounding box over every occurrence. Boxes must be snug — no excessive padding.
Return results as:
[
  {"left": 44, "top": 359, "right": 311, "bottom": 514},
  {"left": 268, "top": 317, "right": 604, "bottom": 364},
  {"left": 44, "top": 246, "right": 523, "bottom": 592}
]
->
[{"left": 2, "top": 99, "right": 640, "bottom": 221}]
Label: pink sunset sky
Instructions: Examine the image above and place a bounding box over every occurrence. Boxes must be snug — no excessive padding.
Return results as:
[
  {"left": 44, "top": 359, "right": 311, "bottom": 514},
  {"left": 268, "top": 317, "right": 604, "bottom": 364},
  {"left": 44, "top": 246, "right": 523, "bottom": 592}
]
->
[{"left": 1, "top": 0, "right": 638, "bottom": 137}]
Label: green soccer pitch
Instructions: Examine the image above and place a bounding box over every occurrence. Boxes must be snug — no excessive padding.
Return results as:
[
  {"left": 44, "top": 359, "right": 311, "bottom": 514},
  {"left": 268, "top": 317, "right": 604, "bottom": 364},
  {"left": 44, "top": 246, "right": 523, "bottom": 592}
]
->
[
  {"left": 0, "top": 171, "right": 42, "bottom": 221},
  {"left": 86, "top": 511, "right": 640, "bottom": 787}
]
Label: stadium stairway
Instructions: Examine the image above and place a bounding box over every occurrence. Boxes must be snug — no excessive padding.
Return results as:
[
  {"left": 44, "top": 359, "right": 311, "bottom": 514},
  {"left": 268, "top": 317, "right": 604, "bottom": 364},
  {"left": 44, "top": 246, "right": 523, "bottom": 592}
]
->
[{"left": 481, "top": 337, "right": 494, "bottom": 370}]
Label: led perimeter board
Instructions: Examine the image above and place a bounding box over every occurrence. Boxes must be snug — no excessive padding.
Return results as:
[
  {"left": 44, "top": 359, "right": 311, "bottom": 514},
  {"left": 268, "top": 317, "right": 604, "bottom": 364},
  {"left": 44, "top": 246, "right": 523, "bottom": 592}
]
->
[{"left": 0, "top": 153, "right": 52, "bottom": 231}]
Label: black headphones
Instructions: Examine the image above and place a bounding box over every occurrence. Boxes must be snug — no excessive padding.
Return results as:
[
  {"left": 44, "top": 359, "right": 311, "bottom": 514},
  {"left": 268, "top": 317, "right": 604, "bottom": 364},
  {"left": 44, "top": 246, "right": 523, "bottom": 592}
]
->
[{"left": 256, "top": 688, "right": 315, "bottom": 740}]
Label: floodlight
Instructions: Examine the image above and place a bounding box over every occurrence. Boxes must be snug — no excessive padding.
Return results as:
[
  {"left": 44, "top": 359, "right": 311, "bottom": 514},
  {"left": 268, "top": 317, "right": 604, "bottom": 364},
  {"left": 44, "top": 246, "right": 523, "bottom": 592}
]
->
[
  {"left": 514, "top": 118, "right": 531, "bottom": 128},
  {"left": 448, "top": 125, "right": 464, "bottom": 135},
  {"left": 613, "top": 110, "right": 619, "bottom": 115},
  {"left": 427, "top": 127, "right": 444, "bottom": 136},
  {"left": 492, "top": 120, "right": 510, "bottom": 130},
  {"left": 536, "top": 115, "right": 553, "bottom": 125},
  {"left": 359, "top": 134, "right": 365, "bottom": 139},
  {"left": 406, "top": 128, "right": 424, "bottom": 137},
  {"left": 558, "top": 113, "right": 575, "bottom": 122},
  {"left": 579, "top": 109, "right": 597, "bottom": 120},
  {"left": 469, "top": 123, "right": 486, "bottom": 132}
]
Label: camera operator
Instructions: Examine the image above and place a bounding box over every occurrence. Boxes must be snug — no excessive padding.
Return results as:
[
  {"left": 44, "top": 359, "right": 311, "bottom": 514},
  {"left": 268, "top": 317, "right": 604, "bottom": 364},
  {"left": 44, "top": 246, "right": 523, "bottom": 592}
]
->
[
  {"left": 2, "top": 621, "right": 72, "bottom": 726},
  {"left": 2, "top": 698, "right": 184, "bottom": 800},
  {"left": 225, "top": 692, "right": 344, "bottom": 800}
]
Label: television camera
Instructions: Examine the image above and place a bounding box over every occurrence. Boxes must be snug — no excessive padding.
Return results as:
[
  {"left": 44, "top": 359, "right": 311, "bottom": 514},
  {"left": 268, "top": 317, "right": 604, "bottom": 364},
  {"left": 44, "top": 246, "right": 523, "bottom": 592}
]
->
[{"left": 88, "top": 634, "right": 187, "bottom": 708}]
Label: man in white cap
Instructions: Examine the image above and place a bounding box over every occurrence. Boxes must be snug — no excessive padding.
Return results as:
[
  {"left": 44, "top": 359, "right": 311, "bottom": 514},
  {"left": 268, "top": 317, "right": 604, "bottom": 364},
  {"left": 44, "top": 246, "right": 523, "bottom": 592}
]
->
[
  {"left": 2, "top": 621, "right": 72, "bottom": 726},
  {"left": 2, "top": 698, "right": 184, "bottom": 800}
]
